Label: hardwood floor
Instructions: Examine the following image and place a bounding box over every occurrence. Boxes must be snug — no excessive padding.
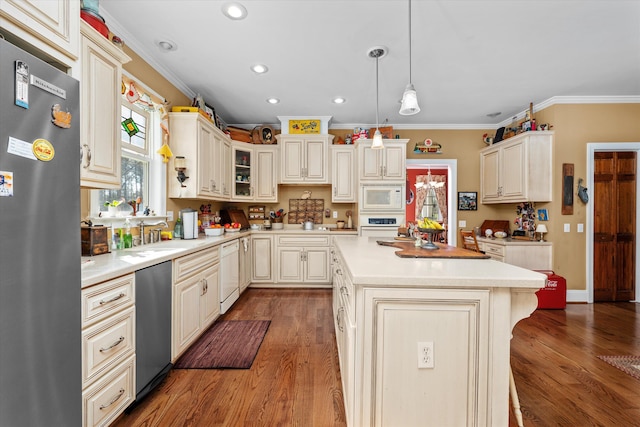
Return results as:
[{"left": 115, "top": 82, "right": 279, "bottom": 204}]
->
[
  {"left": 113, "top": 290, "right": 639, "bottom": 427},
  {"left": 113, "top": 289, "right": 346, "bottom": 427}
]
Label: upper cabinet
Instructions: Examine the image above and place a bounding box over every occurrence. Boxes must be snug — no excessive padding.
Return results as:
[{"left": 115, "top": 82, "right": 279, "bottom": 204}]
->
[
  {"left": 480, "top": 131, "right": 553, "bottom": 204},
  {"left": 358, "top": 139, "right": 408, "bottom": 182},
  {"left": 331, "top": 144, "right": 357, "bottom": 203},
  {"left": 231, "top": 141, "right": 278, "bottom": 202},
  {"left": 277, "top": 134, "right": 334, "bottom": 184},
  {"left": 168, "top": 112, "right": 231, "bottom": 201},
  {"left": 0, "top": 0, "right": 80, "bottom": 66},
  {"left": 79, "top": 21, "right": 130, "bottom": 189}
]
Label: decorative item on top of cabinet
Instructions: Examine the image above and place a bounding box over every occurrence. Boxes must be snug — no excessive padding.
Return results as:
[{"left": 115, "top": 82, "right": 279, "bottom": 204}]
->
[{"left": 479, "top": 131, "right": 553, "bottom": 204}]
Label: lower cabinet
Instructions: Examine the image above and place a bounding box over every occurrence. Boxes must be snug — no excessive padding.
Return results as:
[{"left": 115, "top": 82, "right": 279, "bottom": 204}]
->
[
  {"left": 276, "top": 235, "right": 330, "bottom": 286},
  {"left": 172, "top": 247, "right": 220, "bottom": 361},
  {"left": 251, "top": 235, "right": 274, "bottom": 283},
  {"left": 239, "top": 235, "right": 252, "bottom": 293},
  {"left": 81, "top": 274, "right": 136, "bottom": 427}
]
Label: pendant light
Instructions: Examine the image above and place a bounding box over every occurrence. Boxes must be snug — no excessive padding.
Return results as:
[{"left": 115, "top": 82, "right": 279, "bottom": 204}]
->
[
  {"left": 368, "top": 46, "right": 386, "bottom": 150},
  {"left": 399, "top": 0, "right": 420, "bottom": 115}
]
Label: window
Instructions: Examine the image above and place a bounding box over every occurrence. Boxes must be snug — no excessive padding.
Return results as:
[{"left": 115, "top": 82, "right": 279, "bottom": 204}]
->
[{"left": 92, "top": 93, "right": 166, "bottom": 217}]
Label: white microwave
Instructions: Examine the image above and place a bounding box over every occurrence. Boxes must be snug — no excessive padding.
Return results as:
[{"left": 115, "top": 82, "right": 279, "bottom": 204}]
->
[{"left": 360, "top": 184, "right": 405, "bottom": 212}]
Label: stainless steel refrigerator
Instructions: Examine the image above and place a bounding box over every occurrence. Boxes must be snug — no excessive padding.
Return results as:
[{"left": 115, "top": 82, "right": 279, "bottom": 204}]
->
[{"left": 0, "top": 38, "right": 81, "bottom": 426}]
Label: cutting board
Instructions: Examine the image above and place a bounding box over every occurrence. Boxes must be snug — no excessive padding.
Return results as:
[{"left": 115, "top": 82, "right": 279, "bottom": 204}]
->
[{"left": 377, "top": 240, "right": 490, "bottom": 259}]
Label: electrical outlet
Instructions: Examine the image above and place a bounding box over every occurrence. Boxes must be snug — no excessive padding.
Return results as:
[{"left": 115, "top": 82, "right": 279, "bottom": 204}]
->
[
  {"left": 167, "top": 211, "right": 174, "bottom": 221},
  {"left": 417, "top": 342, "right": 434, "bottom": 369},
  {"left": 577, "top": 223, "right": 584, "bottom": 233},
  {"left": 333, "top": 211, "right": 338, "bottom": 219},
  {"left": 564, "top": 223, "right": 570, "bottom": 233}
]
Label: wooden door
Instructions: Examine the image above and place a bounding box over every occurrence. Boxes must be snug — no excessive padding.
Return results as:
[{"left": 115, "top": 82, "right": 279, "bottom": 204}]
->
[{"left": 593, "top": 151, "right": 636, "bottom": 301}]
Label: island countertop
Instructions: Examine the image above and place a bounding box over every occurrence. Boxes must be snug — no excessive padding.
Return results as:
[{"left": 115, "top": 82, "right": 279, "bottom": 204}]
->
[{"left": 333, "top": 236, "right": 546, "bottom": 288}]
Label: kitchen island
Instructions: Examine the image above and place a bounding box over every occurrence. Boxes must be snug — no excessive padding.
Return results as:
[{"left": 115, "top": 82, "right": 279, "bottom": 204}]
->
[{"left": 331, "top": 236, "right": 546, "bottom": 427}]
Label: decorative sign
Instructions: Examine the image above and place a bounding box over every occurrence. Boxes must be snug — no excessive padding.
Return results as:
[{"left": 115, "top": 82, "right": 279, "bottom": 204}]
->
[
  {"left": 413, "top": 138, "right": 442, "bottom": 154},
  {"left": 289, "top": 119, "right": 320, "bottom": 134},
  {"left": 32, "top": 138, "right": 55, "bottom": 162},
  {"left": 15, "top": 60, "right": 29, "bottom": 109}
]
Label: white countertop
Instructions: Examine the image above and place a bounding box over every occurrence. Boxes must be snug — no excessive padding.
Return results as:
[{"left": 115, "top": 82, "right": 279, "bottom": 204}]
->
[
  {"left": 476, "top": 236, "right": 552, "bottom": 246},
  {"left": 81, "top": 227, "right": 358, "bottom": 288},
  {"left": 333, "top": 236, "right": 546, "bottom": 288}
]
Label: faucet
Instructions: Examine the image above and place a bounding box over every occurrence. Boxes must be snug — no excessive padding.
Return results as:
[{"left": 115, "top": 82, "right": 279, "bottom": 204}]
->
[{"left": 138, "top": 220, "right": 169, "bottom": 245}]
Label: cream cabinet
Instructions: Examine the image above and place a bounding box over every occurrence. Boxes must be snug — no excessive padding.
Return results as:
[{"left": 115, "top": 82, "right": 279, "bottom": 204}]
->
[
  {"left": 231, "top": 141, "right": 278, "bottom": 202},
  {"left": 81, "top": 273, "right": 136, "bottom": 427},
  {"left": 331, "top": 145, "right": 357, "bottom": 202},
  {"left": 358, "top": 139, "right": 408, "bottom": 182},
  {"left": 480, "top": 131, "right": 553, "bottom": 204},
  {"left": 478, "top": 237, "right": 553, "bottom": 270},
  {"left": 79, "top": 21, "right": 131, "bottom": 189},
  {"left": 276, "top": 235, "right": 331, "bottom": 286},
  {"left": 255, "top": 145, "right": 278, "bottom": 202},
  {"left": 172, "top": 247, "right": 220, "bottom": 361},
  {"left": 277, "top": 134, "right": 334, "bottom": 183},
  {"left": 0, "top": 0, "right": 80, "bottom": 66},
  {"left": 168, "top": 112, "right": 231, "bottom": 200},
  {"left": 251, "top": 235, "right": 275, "bottom": 283}
]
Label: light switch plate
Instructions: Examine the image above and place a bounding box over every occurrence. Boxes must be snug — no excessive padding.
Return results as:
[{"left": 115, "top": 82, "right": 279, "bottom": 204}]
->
[
  {"left": 577, "top": 223, "right": 584, "bottom": 233},
  {"left": 564, "top": 223, "right": 570, "bottom": 232},
  {"left": 167, "top": 211, "right": 174, "bottom": 221},
  {"left": 459, "top": 220, "right": 467, "bottom": 228}
]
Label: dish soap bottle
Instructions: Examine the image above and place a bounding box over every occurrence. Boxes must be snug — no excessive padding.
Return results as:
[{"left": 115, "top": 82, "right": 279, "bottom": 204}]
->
[
  {"left": 174, "top": 217, "right": 183, "bottom": 239},
  {"left": 123, "top": 218, "right": 133, "bottom": 248}
]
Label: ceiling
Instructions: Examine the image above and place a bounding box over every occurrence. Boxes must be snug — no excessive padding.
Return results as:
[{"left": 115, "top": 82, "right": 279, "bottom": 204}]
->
[{"left": 100, "top": 0, "right": 640, "bottom": 130}]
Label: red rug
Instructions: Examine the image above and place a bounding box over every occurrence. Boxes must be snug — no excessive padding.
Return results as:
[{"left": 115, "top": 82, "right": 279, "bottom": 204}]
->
[
  {"left": 597, "top": 355, "right": 640, "bottom": 380},
  {"left": 174, "top": 320, "right": 270, "bottom": 369}
]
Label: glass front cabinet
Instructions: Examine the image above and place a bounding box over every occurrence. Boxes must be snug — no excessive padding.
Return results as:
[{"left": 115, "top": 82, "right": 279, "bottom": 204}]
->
[{"left": 232, "top": 144, "right": 253, "bottom": 200}]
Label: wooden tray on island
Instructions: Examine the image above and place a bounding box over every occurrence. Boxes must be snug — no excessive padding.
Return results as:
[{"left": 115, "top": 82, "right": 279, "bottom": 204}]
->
[{"left": 377, "top": 240, "right": 490, "bottom": 259}]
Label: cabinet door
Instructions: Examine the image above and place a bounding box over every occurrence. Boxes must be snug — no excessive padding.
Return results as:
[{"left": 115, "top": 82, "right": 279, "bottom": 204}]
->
[
  {"left": 360, "top": 145, "right": 383, "bottom": 180},
  {"left": 251, "top": 236, "right": 274, "bottom": 282},
  {"left": 80, "top": 27, "right": 129, "bottom": 189},
  {"left": 221, "top": 138, "right": 232, "bottom": 198},
  {"left": 277, "top": 247, "right": 304, "bottom": 282},
  {"left": 255, "top": 148, "right": 278, "bottom": 201},
  {"left": 480, "top": 149, "right": 500, "bottom": 202},
  {"left": 332, "top": 147, "right": 357, "bottom": 202},
  {"left": 200, "top": 264, "right": 220, "bottom": 329},
  {"left": 383, "top": 145, "right": 406, "bottom": 179},
  {"left": 197, "top": 123, "right": 214, "bottom": 196},
  {"left": 500, "top": 142, "right": 526, "bottom": 200},
  {"left": 173, "top": 275, "right": 202, "bottom": 359},
  {"left": 305, "top": 247, "right": 330, "bottom": 283},
  {"left": 232, "top": 144, "right": 253, "bottom": 200},
  {"left": 305, "top": 138, "right": 328, "bottom": 183},
  {"left": 280, "top": 138, "right": 305, "bottom": 182},
  {"left": 0, "top": 0, "right": 80, "bottom": 63},
  {"left": 209, "top": 133, "right": 223, "bottom": 197}
]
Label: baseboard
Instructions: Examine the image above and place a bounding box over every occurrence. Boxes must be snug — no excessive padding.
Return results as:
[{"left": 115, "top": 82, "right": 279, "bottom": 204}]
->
[{"left": 567, "top": 289, "right": 589, "bottom": 303}]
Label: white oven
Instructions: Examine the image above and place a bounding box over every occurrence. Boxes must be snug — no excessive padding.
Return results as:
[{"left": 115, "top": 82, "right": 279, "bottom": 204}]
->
[
  {"left": 359, "top": 214, "right": 405, "bottom": 238},
  {"left": 360, "top": 184, "right": 405, "bottom": 212}
]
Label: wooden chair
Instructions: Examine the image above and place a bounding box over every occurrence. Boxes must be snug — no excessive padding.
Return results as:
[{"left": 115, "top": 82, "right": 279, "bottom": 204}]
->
[{"left": 460, "top": 229, "right": 480, "bottom": 252}]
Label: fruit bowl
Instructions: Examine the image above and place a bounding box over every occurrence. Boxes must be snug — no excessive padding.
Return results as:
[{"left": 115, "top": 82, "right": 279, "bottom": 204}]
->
[
  {"left": 416, "top": 228, "right": 443, "bottom": 250},
  {"left": 204, "top": 227, "right": 223, "bottom": 237},
  {"left": 225, "top": 227, "right": 240, "bottom": 233}
]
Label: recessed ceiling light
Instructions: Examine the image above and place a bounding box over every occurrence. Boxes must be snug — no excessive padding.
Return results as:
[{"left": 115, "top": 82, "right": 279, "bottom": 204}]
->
[
  {"left": 251, "top": 64, "right": 268, "bottom": 74},
  {"left": 156, "top": 40, "right": 177, "bottom": 52},
  {"left": 222, "top": 2, "right": 248, "bottom": 20},
  {"left": 486, "top": 111, "right": 502, "bottom": 118},
  {"left": 266, "top": 98, "right": 280, "bottom": 104},
  {"left": 333, "top": 97, "right": 346, "bottom": 104}
]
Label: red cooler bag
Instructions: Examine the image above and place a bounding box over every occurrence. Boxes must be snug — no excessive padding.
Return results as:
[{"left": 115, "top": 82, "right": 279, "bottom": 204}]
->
[{"left": 534, "top": 270, "right": 566, "bottom": 309}]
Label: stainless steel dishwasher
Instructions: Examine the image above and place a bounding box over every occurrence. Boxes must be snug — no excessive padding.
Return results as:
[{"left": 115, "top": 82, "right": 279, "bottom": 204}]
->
[{"left": 133, "top": 260, "right": 172, "bottom": 405}]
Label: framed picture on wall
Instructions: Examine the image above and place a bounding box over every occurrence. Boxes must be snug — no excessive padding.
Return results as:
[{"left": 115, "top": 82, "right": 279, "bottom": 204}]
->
[{"left": 458, "top": 192, "right": 477, "bottom": 211}]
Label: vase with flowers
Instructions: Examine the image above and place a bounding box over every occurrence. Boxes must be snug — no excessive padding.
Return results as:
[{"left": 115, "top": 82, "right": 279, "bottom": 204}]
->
[{"left": 104, "top": 198, "right": 124, "bottom": 217}]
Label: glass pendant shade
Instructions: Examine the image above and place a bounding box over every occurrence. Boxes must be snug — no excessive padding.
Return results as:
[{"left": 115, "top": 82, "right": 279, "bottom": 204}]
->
[
  {"left": 372, "top": 129, "right": 384, "bottom": 149},
  {"left": 399, "top": 83, "right": 420, "bottom": 115}
]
